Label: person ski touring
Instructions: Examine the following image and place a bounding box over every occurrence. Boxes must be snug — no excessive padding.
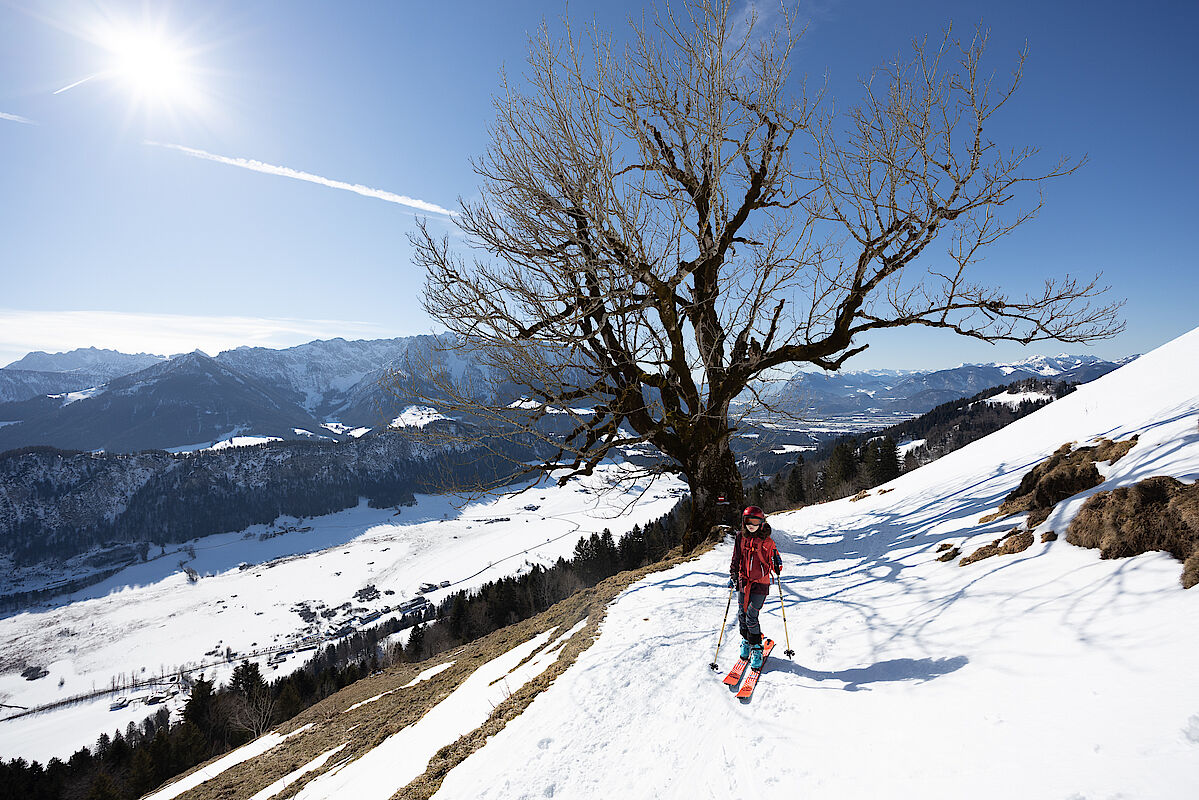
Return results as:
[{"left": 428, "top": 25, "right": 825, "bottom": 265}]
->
[{"left": 729, "top": 506, "right": 781, "bottom": 671}]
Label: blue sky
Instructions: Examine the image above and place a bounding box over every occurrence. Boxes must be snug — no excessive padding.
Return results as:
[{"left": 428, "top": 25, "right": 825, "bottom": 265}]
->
[{"left": 0, "top": 0, "right": 1195, "bottom": 371}]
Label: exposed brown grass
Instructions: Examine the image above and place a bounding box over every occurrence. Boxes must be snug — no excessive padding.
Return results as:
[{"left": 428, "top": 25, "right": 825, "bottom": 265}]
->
[
  {"left": 959, "top": 528, "right": 1035, "bottom": 567},
  {"left": 1041, "top": 531, "right": 1058, "bottom": 543},
  {"left": 980, "top": 437, "right": 1138, "bottom": 527},
  {"left": 850, "top": 490, "right": 871, "bottom": 502},
  {"left": 159, "top": 543, "right": 712, "bottom": 800},
  {"left": 937, "top": 546, "right": 961, "bottom": 563},
  {"left": 1066, "top": 475, "right": 1199, "bottom": 588}
]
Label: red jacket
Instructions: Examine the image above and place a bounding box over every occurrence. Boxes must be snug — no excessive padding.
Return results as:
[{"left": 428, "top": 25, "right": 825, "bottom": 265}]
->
[{"left": 730, "top": 522, "right": 781, "bottom": 595}]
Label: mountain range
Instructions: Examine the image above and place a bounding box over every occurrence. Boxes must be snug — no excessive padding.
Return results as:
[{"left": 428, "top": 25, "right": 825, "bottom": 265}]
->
[
  {"left": 761, "top": 354, "right": 1134, "bottom": 414},
  {"left": 0, "top": 338, "right": 1132, "bottom": 454}
]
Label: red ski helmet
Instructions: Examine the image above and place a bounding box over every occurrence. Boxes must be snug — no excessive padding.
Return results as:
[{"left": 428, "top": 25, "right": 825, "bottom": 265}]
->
[{"left": 742, "top": 505, "right": 766, "bottom": 521}]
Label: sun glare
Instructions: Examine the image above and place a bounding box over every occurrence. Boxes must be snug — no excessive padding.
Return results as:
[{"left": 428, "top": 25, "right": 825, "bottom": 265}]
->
[
  {"left": 100, "top": 24, "right": 197, "bottom": 107},
  {"left": 52, "top": 10, "right": 209, "bottom": 117},
  {"left": 107, "top": 28, "right": 190, "bottom": 100}
]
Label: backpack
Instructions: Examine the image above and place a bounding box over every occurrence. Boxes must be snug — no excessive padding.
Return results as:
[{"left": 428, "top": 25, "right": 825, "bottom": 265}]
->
[{"left": 737, "top": 533, "right": 777, "bottom": 586}]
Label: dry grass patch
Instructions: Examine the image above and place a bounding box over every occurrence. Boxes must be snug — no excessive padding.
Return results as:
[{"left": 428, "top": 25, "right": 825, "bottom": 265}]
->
[
  {"left": 937, "top": 546, "right": 961, "bottom": 563},
  {"left": 980, "top": 436, "right": 1138, "bottom": 527},
  {"left": 960, "top": 528, "right": 1035, "bottom": 567},
  {"left": 1066, "top": 475, "right": 1199, "bottom": 588}
]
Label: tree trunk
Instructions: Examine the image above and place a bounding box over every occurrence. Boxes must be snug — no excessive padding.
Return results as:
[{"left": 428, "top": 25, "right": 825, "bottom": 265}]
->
[{"left": 682, "top": 440, "right": 745, "bottom": 550}]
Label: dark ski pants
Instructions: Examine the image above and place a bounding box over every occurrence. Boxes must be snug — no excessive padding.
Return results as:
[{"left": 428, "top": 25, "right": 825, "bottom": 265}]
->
[{"left": 736, "top": 589, "right": 767, "bottom": 645}]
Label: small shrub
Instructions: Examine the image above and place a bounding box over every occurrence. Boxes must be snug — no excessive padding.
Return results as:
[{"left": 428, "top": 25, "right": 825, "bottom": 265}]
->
[{"left": 1041, "top": 531, "right": 1058, "bottom": 543}]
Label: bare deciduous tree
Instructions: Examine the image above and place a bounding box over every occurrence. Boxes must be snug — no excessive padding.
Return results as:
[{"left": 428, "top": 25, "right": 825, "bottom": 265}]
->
[{"left": 402, "top": 0, "right": 1122, "bottom": 546}]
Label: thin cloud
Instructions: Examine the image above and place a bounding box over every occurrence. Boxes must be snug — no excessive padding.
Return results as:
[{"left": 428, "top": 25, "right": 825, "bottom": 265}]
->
[
  {"left": 0, "top": 309, "right": 398, "bottom": 368},
  {"left": 146, "top": 141, "right": 458, "bottom": 217},
  {"left": 0, "top": 111, "right": 37, "bottom": 125}
]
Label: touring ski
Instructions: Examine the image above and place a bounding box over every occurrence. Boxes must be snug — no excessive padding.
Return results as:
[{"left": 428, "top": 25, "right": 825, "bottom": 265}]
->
[
  {"left": 735, "top": 639, "right": 775, "bottom": 699},
  {"left": 722, "top": 655, "right": 750, "bottom": 686}
]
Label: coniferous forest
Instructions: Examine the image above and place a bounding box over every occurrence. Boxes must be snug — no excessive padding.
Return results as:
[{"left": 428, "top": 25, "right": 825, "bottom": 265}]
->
[{"left": 0, "top": 429, "right": 535, "bottom": 569}]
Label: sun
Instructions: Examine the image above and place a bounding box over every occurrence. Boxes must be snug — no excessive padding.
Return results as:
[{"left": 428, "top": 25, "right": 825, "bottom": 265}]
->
[
  {"left": 99, "top": 24, "right": 197, "bottom": 107},
  {"left": 106, "top": 27, "right": 191, "bottom": 101},
  {"left": 53, "top": 12, "right": 207, "bottom": 114}
]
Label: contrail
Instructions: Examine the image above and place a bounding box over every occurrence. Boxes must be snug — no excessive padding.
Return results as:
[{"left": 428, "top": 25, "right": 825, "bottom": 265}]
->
[
  {"left": 54, "top": 73, "right": 103, "bottom": 95},
  {"left": 146, "top": 141, "right": 458, "bottom": 217},
  {"left": 0, "top": 111, "right": 36, "bottom": 125}
]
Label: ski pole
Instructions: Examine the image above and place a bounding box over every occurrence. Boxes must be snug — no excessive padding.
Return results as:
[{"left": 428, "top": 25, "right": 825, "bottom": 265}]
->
[
  {"left": 709, "top": 585, "right": 735, "bottom": 671},
  {"left": 776, "top": 576, "right": 795, "bottom": 658}
]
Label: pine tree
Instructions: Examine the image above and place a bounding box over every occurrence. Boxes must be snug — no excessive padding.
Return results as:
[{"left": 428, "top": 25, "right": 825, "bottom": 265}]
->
[
  {"left": 229, "top": 661, "right": 266, "bottom": 699},
  {"left": 406, "top": 624, "right": 426, "bottom": 661},
  {"left": 826, "top": 442, "right": 859, "bottom": 492},
  {"left": 785, "top": 458, "right": 807, "bottom": 504},
  {"left": 86, "top": 772, "right": 122, "bottom": 800},
  {"left": 183, "top": 678, "right": 215, "bottom": 734}
]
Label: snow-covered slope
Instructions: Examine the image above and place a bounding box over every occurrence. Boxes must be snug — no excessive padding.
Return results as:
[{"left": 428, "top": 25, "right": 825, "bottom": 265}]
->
[
  {"left": 146, "top": 326, "right": 1196, "bottom": 800},
  {"left": 427, "top": 327, "right": 1199, "bottom": 799}
]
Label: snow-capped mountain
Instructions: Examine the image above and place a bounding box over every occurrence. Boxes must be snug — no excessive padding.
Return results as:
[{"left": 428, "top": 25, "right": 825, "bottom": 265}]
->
[
  {"left": 0, "top": 369, "right": 97, "bottom": 405},
  {"left": 762, "top": 354, "right": 1132, "bottom": 414},
  {"left": 0, "top": 348, "right": 168, "bottom": 405},
  {"left": 0, "top": 351, "right": 331, "bottom": 453},
  {"left": 0, "top": 336, "right": 1132, "bottom": 454},
  {"left": 3, "top": 347, "right": 165, "bottom": 379},
  {"left": 213, "top": 335, "right": 468, "bottom": 419}
]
